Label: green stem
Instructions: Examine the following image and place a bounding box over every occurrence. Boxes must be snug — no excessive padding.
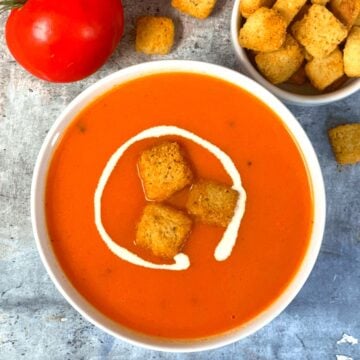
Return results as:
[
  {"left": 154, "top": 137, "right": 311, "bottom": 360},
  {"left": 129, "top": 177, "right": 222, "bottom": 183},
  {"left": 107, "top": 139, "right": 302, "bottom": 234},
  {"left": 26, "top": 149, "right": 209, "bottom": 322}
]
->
[{"left": 0, "top": 0, "right": 27, "bottom": 14}]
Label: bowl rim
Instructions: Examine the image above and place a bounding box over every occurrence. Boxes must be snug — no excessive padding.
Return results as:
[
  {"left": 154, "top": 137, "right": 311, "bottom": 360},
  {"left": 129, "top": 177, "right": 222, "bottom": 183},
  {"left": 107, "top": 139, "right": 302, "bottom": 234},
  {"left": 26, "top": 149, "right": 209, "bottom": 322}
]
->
[
  {"left": 230, "top": 0, "right": 360, "bottom": 106},
  {"left": 31, "top": 60, "right": 326, "bottom": 352}
]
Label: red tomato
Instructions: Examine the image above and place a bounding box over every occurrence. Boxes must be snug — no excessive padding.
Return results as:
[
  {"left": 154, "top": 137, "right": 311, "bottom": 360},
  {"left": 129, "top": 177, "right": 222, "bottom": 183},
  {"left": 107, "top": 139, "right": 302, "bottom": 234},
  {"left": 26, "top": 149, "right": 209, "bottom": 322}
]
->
[{"left": 5, "top": 0, "right": 124, "bottom": 82}]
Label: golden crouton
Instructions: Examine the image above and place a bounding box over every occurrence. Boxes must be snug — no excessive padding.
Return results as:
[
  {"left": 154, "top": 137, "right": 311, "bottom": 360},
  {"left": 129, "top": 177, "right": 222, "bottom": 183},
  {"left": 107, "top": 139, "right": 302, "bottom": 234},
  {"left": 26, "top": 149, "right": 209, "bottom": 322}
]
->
[
  {"left": 328, "top": 123, "right": 360, "bottom": 164},
  {"left": 255, "top": 34, "right": 304, "bottom": 84},
  {"left": 305, "top": 48, "right": 344, "bottom": 90},
  {"left": 136, "top": 16, "right": 175, "bottom": 55},
  {"left": 240, "top": 0, "right": 276, "bottom": 18},
  {"left": 355, "top": 13, "right": 360, "bottom": 25},
  {"left": 136, "top": 204, "right": 192, "bottom": 259},
  {"left": 239, "top": 7, "right": 287, "bottom": 52},
  {"left": 311, "top": 0, "right": 330, "bottom": 4},
  {"left": 273, "top": 0, "right": 307, "bottom": 24},
  {"left": 329, "top": 0, "right": 360, "bottom": 28},
  {"left": 186, "top": 180, "right": 239, "bottom": 227},
  {"left": 292, "top": 4, "right": 348, "bottom": 58},
  {"left": 288, "top": 65, "right": 307, "bottom": 85},
  {"left": 138, "top": 141, "right": 193, "bottom": 201},
  {"left": 344, "top": 26, "right": 360, "bottom": 77},
  {"left": 171, "top": 0, "right": 217, "bottom": 19}
]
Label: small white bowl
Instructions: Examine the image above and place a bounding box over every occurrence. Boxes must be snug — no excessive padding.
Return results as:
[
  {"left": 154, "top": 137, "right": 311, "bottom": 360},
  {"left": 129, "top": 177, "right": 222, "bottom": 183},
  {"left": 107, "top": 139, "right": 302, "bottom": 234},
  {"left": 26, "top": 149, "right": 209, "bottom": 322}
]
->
[
  {"left": 231, "top": 0, "right": 360, "bottom": 106},
  {"left": 31, "top": 60, "right": 326, "bottom": 352}
]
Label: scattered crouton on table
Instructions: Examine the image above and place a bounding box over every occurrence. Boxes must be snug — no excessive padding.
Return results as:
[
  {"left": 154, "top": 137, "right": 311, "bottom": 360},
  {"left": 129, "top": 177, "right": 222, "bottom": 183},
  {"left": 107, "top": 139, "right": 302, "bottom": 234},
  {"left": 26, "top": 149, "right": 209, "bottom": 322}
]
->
[
  {"left": 138, "top": 141, "right": 193, "bottom": 202},
  {"left": 136, "top": 16, "right": 175, "bottom": 55},
  {"left": 186, "top": 180, "right": 239, "bottom": 227},
  {"left": 305, "top": 48, "right": 344, "bottom": 90},
  {"left": 344, "top": 26, "right": 360, "bottom": 77},
  {"left": 273, "top": 0, "right": 307, "bottom": 25},
  {"left": 328, "top": 124, "right": 360, "bottom": 165},
  {"left": 240, "top": 0, "right": 276, "bottom": 18},
  {"left": 239, "top": 7, "right": 287, "bottom": 52},
  {"left": 136, "top": 204, "right": 192, "bottom": 259},
  {"left": 292, "top": 4, "right": 348, "bottom": 58},
  {"left": 171, "top": 0, "right": 217, "bottom": 19},
  {"left": 255, "top": 34, "right": 305, "bottom": 84},
  {"left": 329, "top": 0, "right": 360, "bottom": 28}
]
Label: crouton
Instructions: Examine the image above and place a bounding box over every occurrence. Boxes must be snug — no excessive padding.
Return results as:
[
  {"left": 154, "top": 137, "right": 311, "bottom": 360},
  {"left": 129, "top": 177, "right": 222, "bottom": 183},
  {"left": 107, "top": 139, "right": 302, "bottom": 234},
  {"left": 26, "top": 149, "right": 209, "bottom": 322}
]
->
[
  {"left": 171, "top": 0, "right": 217, "bottom": 19},
  {"left": 255, "top": 34, "right": 304, "bottom": 84},
  {"left": 287, "top": 65, "right": 307, "bottom": 85},
  {"left": 355, "top": 13, "right": 360, "bottom": 25},
  {"left": 239, "top": 7, "right": 287, "bottom": 52},
  {"left": 344, "top": 26, "right": 360, "bottom": 77},
  {"left": 136, "top": 16, "right": 175, "bottom": 55},
  {"left": 186, "top": 180, "right": 239, "bottom": 227},
  {"left": 138, "top": 141, "right": 193, "bottom": 201},
  {"left": 311, "top": 0, "right": 329, "bottom": 4},
  {"left": 292, "top": 4, "right": 348, "bottom": 58},
  {"left": 240, "top": 0, "right": 276, "bottom": 18},
  {"left": 305, "top": 48, "right": 344, "bottom": 90},
  {"left": 273, "top": 0, "right": 307, "bottom": 25},
  {"left": 329, "top": 0, "right": 360, "bottom": 28},
  {"left": 136, "top": 204, "right": 192, "bottom": 259},
  {"left": 328, "top": 123, "right": 360, "bottom": 164}
]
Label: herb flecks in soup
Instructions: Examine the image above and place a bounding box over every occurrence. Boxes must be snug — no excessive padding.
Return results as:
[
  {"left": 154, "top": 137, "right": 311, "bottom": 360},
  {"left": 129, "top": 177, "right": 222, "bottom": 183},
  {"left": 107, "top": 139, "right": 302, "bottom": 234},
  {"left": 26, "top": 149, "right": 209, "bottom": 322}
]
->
[
  {"left": 94, "top": 126, "right": 246, "bottom": 270},
  {"left": 46, "top": 73, "right": 313, "bottom": 339}
]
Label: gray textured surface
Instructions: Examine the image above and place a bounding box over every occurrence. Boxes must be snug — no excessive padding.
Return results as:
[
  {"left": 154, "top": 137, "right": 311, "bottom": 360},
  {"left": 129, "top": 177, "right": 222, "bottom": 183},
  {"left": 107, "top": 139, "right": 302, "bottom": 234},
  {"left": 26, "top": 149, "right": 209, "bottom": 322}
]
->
[{"left": 0, "top": 1, "right": 360, "bottom": 359}]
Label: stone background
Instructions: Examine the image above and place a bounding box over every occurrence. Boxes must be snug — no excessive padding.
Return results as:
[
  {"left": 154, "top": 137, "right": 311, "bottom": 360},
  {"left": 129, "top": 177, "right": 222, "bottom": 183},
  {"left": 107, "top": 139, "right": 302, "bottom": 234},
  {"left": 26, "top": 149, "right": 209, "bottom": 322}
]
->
[{"left": 0, "top": 0, "right": 359, "bottom": 359}]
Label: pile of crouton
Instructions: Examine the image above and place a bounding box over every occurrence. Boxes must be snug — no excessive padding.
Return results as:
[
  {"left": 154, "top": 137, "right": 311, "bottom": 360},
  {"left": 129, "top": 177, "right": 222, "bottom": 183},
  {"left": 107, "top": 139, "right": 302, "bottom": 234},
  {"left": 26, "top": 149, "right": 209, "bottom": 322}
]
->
[
  {"left": 238, "top": 0, "right": 360, "bottom": 91},
  {"left": 136, "top": 0, "right": 218, "bottom": 55},
  {"left": 135, "top": 141, "right": 239, "bottom": 259}
]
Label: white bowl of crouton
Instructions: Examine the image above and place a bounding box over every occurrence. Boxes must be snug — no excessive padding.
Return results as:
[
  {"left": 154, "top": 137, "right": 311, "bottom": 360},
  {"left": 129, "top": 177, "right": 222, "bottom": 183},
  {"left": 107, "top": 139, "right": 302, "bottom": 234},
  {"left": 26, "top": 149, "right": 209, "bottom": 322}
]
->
[
  {"left": 32, "top": 60, "right": 326, "bottom": 352},
  {"left": 231, "top": 0, "right": 360, "bottom": 105}
]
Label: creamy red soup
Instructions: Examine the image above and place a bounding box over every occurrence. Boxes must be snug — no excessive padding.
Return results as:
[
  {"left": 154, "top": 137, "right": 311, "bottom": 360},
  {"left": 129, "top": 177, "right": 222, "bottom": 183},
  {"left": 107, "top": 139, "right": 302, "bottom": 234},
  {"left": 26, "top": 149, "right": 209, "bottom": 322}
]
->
[{"left": 46, "top": 73, "right": 313, "bottom": 339}]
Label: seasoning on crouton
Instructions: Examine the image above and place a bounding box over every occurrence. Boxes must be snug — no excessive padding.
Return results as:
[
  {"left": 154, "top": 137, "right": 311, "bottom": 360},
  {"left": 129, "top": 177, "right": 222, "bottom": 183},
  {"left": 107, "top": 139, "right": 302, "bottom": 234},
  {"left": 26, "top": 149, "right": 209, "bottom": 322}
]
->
[
  {"left": 136, "top": 16, "right": 175, "bottom": 55},
  {"left": 311, "top": 0, "right": 330, "bottom": 4},
  {"left": 344, "top": 26, "right": 360, "bottom": 77},
  {"left": 328, "top": 123, "right": 360, "bottom": 164},
  {"left": 292, "top": 4, "right": 348, "bottom": 58},
  {"left": 329, "top": 0, "right": 360, "bottom": 28},
  {"left": 171, "top": 0, "right": 217, "bottom": 19},
  {"left": 240, "top": 0, "right": 276, "bottom": 18},
  {"left": 136, "top": 204, "right": 192, "bottom": 259},
  {"left": 239, "top": 7, "right": 287, "bottom": 52},
  {"left": 255, "top": 34, "right": 304, "bottom": 84},
  {"left": 138, "top": 141, "right": 193, "bottom": 201},
  {"left": 186, "top": 180, "right": 239, "bottom": 227},
  {"left": 288, "top": 65, "right": 307, "bottom": 85},
  {"left": 305, "top": 48, "right": 344, "bottom": 90},
  {"left": 273, "top": 0, "right": 307, "bottom": 25}
]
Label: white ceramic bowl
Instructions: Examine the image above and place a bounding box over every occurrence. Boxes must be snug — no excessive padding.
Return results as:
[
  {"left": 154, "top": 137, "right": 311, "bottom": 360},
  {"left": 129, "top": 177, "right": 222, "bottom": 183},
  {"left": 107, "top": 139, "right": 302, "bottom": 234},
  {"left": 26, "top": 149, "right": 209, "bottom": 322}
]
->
[
  {"left": 231, "top": 0, "right": 360, "bottom": 106},
  {"left": 31, "top": 60, "right": 326, "bottom": 352}
]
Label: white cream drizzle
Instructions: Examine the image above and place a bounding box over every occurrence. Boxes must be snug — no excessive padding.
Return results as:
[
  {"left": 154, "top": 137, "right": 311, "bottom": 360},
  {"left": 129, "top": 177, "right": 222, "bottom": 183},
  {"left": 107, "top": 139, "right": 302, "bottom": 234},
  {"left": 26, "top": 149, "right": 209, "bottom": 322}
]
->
[{"left": 94, "top": 126, "right": 247, "bottom": 271}]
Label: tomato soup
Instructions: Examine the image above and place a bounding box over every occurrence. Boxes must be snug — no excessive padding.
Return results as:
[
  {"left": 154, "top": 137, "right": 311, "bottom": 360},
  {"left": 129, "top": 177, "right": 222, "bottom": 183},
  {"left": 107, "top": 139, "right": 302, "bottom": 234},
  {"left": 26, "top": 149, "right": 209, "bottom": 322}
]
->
[{"left": 46, "top": 73, "right": 313, "bottom": 339}]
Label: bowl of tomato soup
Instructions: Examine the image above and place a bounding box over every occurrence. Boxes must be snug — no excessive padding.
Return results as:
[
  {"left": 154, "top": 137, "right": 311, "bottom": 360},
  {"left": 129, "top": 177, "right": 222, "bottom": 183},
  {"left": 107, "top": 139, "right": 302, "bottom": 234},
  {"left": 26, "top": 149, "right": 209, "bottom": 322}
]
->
[{"left": 31, "top": 60, "right": 326, "bottom": 351}]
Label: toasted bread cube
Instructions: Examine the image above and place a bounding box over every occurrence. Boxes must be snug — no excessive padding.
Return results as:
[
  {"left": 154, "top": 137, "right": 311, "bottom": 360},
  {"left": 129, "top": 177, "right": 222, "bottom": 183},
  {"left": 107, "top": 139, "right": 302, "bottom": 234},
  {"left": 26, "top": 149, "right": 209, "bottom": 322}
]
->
[
  {"left": 273, "top": 0, "right": 307, "bottom": 24},
  {"left": 138, "top": 142, "right": 193, "bottom": 201},
  {"left": 344, "top": 26, "right": 360, "bottom": 77},
  {"left": 239, "top": 7, "right": 287, "bottom": 52},
  {"left": 305, "top": 48, "right": 344, "bottom": 90},
  {"left": 136, "top": 204, "right": 192, "bottom": 258},
  {"left": 311, "top": 0, "right": 329, "bottom": 4},
  {"left": 328, "top": 124, "right": 360, "bottom": 164},
  {"left": 136, "top": 16, "right": 175, "bottom": 55},
  {"left": 355, "top": 13, "right": 360, "bottom": 25},
  {"left": 287, "top": 65, "right": 307, "bottom": 85},
  {"left": 171, "top": 0, "right": 217, "bottom": 19},
  {"left": 240, "top": 0, "right": 276, "bottom": 18},
  {"left": 329, "top": 0, "right": 360, "bottom": 28},
  {"left": 292, "top": 4, "right": 348, "bottom": 58},
  {"left": 255, "top": 35, "right": 304, "bottom": 84},
  {"left": 186, "top": 180, "right": 239, "bottom": 227}
]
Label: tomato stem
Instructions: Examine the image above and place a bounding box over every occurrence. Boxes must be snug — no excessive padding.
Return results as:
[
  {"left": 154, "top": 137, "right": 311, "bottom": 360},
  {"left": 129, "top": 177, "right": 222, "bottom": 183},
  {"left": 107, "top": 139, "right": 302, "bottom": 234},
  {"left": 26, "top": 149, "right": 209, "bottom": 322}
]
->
[{"left": 0, "top": 0, "right": 26, "bottom": 13}]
